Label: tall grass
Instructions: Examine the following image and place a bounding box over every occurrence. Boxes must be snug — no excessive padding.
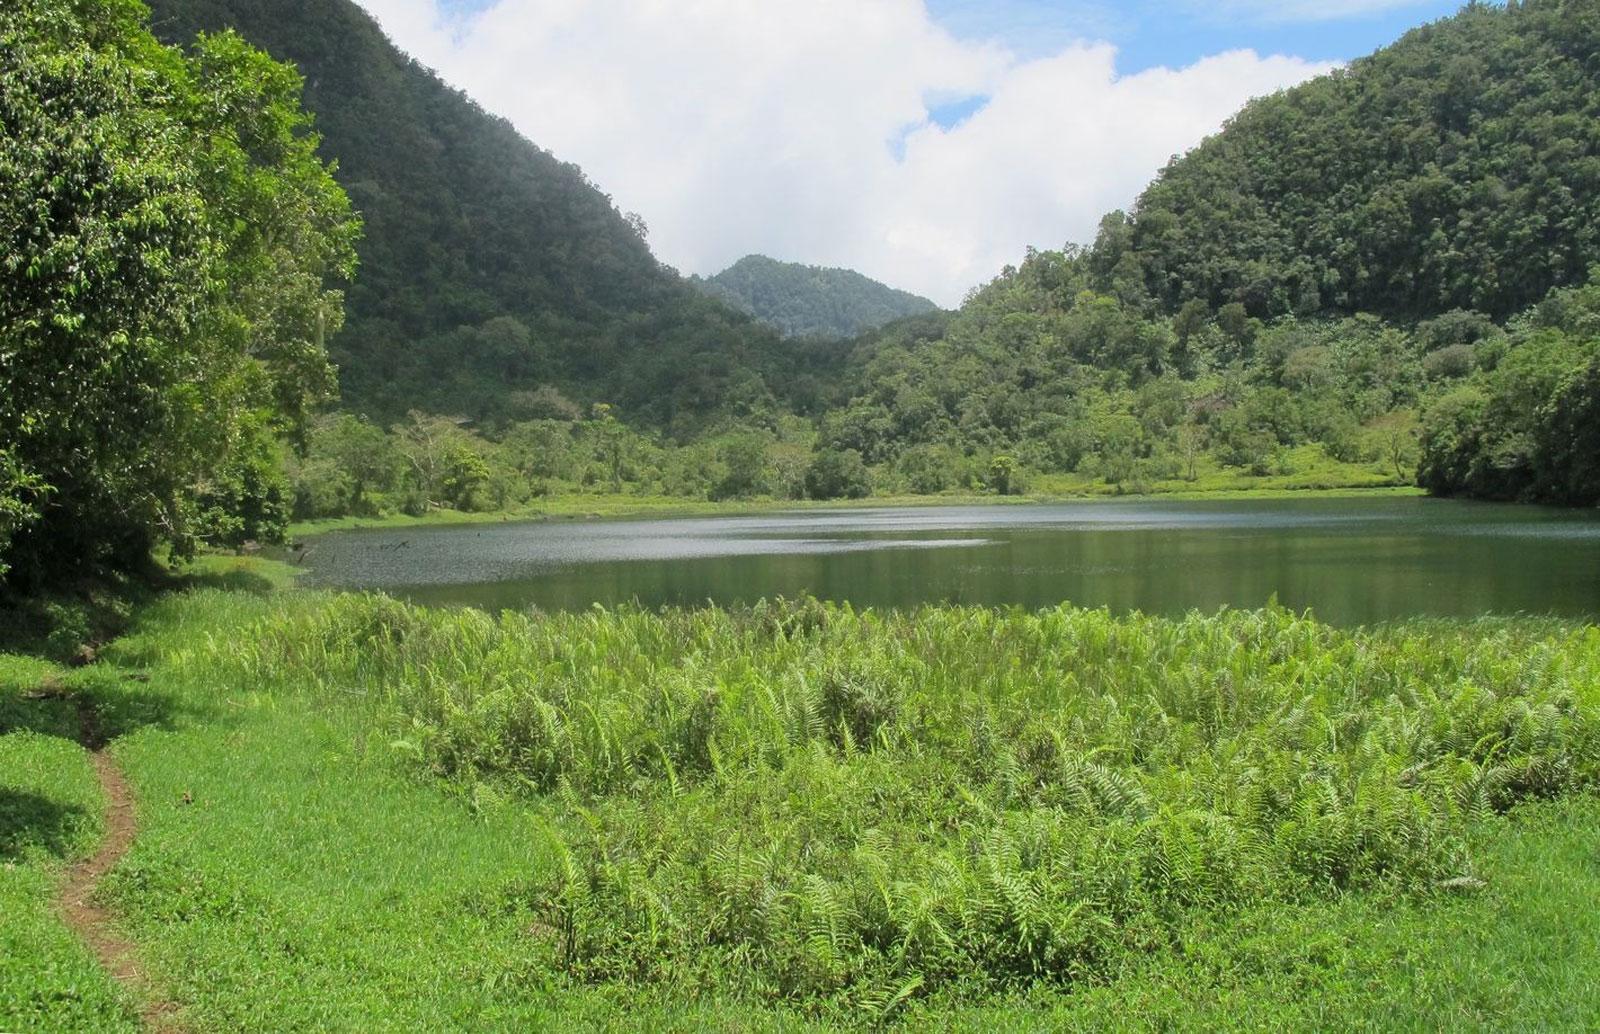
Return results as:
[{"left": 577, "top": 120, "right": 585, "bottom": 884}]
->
[{"left": 121, "top": 591, "right": 1600, "bottom": 1012}]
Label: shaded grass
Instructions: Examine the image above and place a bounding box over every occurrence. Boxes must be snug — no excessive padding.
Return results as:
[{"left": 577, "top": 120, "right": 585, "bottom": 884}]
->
[
  {"left": 172, "top": 552, "right": 306, "bottom": 594},
  {"left": 59, "top": 589, "right": 1598, "bottom": 1028},
  {"left": 0, "top": 550, "right": 295, "bottom": 668},
  {"left": 0, "top": 704, "right": 138, "bottom": 1031}
]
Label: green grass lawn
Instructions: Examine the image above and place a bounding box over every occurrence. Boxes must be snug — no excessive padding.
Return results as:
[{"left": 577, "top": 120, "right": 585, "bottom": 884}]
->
[
  {"left": 2, "top": 587, "right": 1597, "bottom": 1030},
  {"left": 0, "top": 655, "right": 140, "bottom": 1032}
]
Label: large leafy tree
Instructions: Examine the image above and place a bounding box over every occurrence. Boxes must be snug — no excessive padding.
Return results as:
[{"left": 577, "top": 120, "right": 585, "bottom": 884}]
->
[
  {"left": 1418, "top": 271, "right": 1600, "bottom": 505},
  {"left": 0, "top": 0, "right": 357, "bottom": 583}
]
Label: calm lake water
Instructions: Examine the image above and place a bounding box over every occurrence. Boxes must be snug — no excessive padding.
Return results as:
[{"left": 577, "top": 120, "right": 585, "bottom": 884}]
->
[{"left": 295, "top": 496, "right": 1600, "bottom": 625}]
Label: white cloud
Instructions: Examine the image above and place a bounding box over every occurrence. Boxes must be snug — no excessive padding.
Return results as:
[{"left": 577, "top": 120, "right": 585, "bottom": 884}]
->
[{"left": 354, "top": 0, "right": 1331, "bottom": 306}]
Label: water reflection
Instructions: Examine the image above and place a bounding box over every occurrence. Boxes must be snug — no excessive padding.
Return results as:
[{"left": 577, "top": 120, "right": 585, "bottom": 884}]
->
[{"left": 297, "top": 496, "right": 1600, "bottom": 625}]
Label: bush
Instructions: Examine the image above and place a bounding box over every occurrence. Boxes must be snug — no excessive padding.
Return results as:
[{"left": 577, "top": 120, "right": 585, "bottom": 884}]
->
[
  {"left": 1423, "top": 342, "right": 1476, "bottom": 380},
  {"left": 804, "top": 448, "right": 871, "bottom": 500}
]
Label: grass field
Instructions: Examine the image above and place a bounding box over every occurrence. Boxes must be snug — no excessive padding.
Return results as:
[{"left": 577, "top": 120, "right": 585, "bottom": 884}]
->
[{"left": 3, "top": 584, "right": 1597, "bottom": 1030}]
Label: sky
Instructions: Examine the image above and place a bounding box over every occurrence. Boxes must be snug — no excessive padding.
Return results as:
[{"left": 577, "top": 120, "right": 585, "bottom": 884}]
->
[{"left": 354, "top": 0, "right": 1465, "bottom": 306}]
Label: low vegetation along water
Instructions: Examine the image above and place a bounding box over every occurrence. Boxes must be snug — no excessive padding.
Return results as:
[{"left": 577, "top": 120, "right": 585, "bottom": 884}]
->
[
  {"left": 31, "top": 591, "right": 1595, "bottom": 1028},
  {"left": 298, "top": 496, "right": 1600, "bottom": 625}
]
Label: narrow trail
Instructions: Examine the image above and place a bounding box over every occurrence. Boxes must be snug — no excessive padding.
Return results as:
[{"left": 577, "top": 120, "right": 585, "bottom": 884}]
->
[{"left": 53, "top": 692, "right": 186, "bottom": 1031}]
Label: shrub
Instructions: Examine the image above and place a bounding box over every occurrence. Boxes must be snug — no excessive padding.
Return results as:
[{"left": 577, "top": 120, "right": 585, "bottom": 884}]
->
[{"left": 805, "top": 448, "right": 871, "bottom": 500}]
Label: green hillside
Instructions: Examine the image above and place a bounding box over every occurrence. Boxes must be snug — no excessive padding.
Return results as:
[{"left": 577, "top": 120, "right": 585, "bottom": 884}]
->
[
  {"left": 1094, "top": 0, "right": 1600, "bottom": 322},
  {"left": 692, "top": 255, "right": 940, "bottom": 339},
  {"left": 815, "top": 1, "right": 1600, "bottom": 506},
  {"left": 145, "top": 0, "right": 829, "bottom": 433}
]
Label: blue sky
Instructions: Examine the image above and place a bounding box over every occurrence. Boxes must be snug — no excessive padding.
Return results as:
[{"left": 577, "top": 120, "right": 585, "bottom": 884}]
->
[
  {"left": 925, "top": 1, "right": 1464, "bottom": 72},
  {"left": 439, "top": 0, "right": 1465, "bottom": 74},
  {"left": 919, "top": 0, "right": 1465, "bottom": 128}
]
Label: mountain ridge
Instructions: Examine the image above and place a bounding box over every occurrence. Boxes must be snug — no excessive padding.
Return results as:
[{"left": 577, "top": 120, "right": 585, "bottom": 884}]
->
[
  {"left": 1091, "top": 0, "right": 1600, "bottom": 322},
  {"left": 691, "top": 254, "right": 940, "bottom": 340}
]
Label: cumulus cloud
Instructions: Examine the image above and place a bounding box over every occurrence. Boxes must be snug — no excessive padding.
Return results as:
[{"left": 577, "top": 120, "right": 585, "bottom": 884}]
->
[{"left": 354, "top": 0, "right": 1331, "bottom": 306}]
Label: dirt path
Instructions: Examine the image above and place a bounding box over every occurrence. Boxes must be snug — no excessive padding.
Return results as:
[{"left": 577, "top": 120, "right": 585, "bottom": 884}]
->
[{"left": 54, "top": 694, "right": 186, "bottom": 1031}]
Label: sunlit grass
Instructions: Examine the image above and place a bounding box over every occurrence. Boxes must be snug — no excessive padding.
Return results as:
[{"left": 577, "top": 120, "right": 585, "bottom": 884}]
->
[{"left": 81, "top": 590, "right": 1600, "bottom": 1026}]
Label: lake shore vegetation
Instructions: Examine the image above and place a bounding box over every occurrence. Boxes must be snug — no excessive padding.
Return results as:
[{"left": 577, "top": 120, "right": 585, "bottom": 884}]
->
[{"left": 3, "top": 586, "right": 1598, "bottom": 1029}]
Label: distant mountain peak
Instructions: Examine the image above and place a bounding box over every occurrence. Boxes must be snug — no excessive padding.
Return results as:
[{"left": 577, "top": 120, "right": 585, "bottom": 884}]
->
[{"left": 693, "top": 255, "right": 939, "bottom": 339}]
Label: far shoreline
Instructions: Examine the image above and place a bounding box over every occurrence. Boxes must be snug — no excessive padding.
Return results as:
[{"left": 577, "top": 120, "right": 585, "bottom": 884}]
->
[{"left": 286, "top": 483, "right": 1427, "bottom": 540}]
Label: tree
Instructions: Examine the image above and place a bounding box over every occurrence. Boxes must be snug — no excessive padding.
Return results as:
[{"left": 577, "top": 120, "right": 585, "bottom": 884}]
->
[
  {"left": 315, "top": 414, "right": 398, "bottom": 514},
  {"left": 987, "top": 455, "right": 1021, "bottom": 496},
  {"left": 804, "top": 449, "right": 871, "bottom": 501},
  {"left": 1539, "top": 357, "right": 1600, "bottom": 505},
  {"left": 0, "top": 452, "right": 49, "bottom": 579},
  {"left": 441, "top": 446, "right": 491, "bottom": 510},
  {"left": 1369, "top": 411, "right": 1420, "bottom": 482},
  {"left": 395, "top": 411, "right": 466, "bottom": 508},
  {"left": 1176, "top": 423, "right": 1206, "bottom": 482},
  {"left": 0, "top": 1, "right": 356, "bottom": 581},
  {"left": 711, "top": 434, "right": 769, "bottom": 500},
  {"left": 590, "top": 404, "right": 629, "bottom": 493}
]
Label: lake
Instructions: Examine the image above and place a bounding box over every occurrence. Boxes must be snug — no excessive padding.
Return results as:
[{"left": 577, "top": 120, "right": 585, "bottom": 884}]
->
[{"left": 294, "top": 496, "right": 1600, "bottom": 625}]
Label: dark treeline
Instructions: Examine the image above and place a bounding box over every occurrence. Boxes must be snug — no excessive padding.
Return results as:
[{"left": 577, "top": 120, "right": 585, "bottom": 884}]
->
[
  {"left": 1418, "top": 275, "right": 1600, "bottom": 504},
  {"left": 287, "top": 405, "right": 836, "bottom": 519}
]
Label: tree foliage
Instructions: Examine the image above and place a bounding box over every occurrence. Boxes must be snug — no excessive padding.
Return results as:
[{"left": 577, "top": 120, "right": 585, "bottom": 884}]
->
[
  {"left": 692, "top": 254, "right": 940, "bottom": 340},
  {"left": 1101, "top": 1, "right": 1600, "bottom": 322},
  {"left": 0, "top": 0, "right": 357, "bottom": 582},
  {"left": 1419, "top": 271, "right": 1600, "bottom": 504},
  {"left": 815, "top": 247, "right": 1454, "bottom": 495}
]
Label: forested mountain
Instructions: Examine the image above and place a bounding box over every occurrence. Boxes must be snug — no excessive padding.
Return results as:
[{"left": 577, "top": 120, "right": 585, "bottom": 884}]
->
[
  {"left": 273, "top": 0, "right": 1600, "bottom": 515},
  {"left": 800, "top": 0, "right": 1600, "bottom": 505},
  {"left": 146, "top": 0, "right": 832, "bottom": 433},
  {"left": 1093, "top": 0, "right": 1600, "bottom": 322},
  {"left": 691, "top": 255, "right": 940, "bottom": 339}
]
